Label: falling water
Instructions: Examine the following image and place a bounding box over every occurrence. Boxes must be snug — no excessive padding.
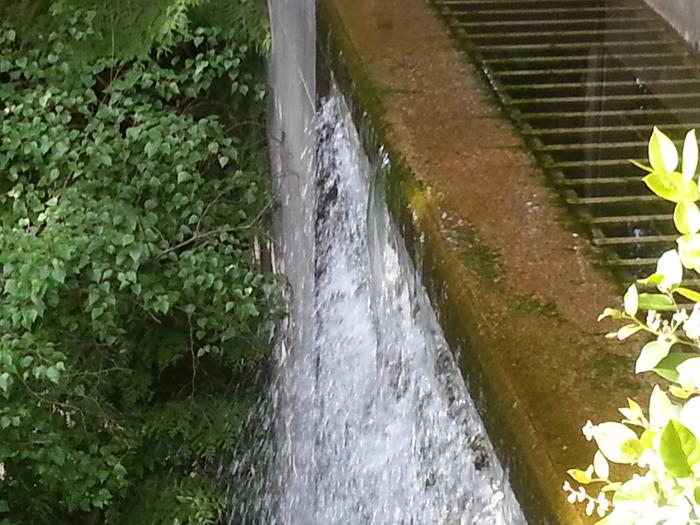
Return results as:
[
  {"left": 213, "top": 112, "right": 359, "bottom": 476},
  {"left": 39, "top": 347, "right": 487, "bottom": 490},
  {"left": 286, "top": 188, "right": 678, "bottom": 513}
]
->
[{"left": 229, "top": 1, "right": 528, "bottom": 523}]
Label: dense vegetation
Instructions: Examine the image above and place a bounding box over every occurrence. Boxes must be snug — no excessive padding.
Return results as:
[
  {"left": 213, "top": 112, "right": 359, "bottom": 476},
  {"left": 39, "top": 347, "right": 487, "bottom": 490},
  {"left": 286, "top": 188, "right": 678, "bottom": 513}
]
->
[{"left": 0, "top": 1, "right": 277, "bottom": 523}]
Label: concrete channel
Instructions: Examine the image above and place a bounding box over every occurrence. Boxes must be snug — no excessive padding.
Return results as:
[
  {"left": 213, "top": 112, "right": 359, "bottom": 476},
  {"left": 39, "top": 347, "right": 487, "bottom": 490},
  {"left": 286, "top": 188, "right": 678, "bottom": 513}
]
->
[{"left": 314, "top": 0, "right": 700, "bottom": 522}]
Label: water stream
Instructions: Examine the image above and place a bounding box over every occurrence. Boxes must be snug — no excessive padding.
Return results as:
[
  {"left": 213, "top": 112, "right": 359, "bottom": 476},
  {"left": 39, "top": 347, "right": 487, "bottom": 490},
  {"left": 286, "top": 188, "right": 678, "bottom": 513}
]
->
[{"left": 231, "top": 2, "right": 528, "bottom": 523}]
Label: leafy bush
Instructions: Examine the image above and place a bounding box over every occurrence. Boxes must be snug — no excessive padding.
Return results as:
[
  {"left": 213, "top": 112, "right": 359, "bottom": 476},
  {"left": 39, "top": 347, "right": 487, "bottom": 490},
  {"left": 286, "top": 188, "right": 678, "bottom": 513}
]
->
[
  {"left": 565, "top": 128, "right": 700, "bottom": 524},
  {"left": 0, "top": 2, "right": 277, "bottom": 523}
]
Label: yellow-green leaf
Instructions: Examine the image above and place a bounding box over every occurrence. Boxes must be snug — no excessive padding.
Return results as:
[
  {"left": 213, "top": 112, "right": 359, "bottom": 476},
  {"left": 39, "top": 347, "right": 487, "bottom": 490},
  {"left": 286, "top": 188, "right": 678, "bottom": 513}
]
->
[
  {"left": 637, "top": 293, "right": 675, "bottom": 311},
  {"left": 683, "top": 129, "right": 698, "bottom": 181},
  {"left": 659, "top": 419, "right": 700, "bottom": 477},
  {"left": 643, "top": 171, "right": 699, "bottom": 203},
  {"left": 649, "top": 126, "right": 679, "bottom": 173},
  {"left": 675, "top": 287, "right": 700, "bottom": 303},
  {"left": 675, "top": 200, "right": 700, "bottom": 235},
  {"left": 678, "top": 234, "right": 700, "bottom": 271},
  {"left": 567, "top": 468, "right": 592, "bottom": 484},
  {"left": 629, "top": 158, "right": 653, "bottom": 173}
]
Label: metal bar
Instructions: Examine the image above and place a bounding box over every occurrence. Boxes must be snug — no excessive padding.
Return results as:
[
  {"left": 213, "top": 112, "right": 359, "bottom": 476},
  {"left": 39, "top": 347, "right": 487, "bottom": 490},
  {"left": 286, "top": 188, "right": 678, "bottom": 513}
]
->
[
  {"left": 496, "top": 65, "right": 699, "bottom": 77},
  {"left": 431, "top": 0, "right": 694, "bottom": 277},
  {"left": 456, "top": 18, "right": 655, "bottom": 29},
  {"left": 536, "top": 142, "right": 650, "bottom": 151},
  {"left": 568, "top": 195, "right": 659, "bottom": 204},
  {"left": 604, "top": 258, "right": 658, "bottom": 267},
  {"left": 510, "top": 93, "right": 700, "bottom": 105},
  {"left": 465, "top": 29, "right": 662, "bottom": 39},
  {"left": 561, "top": 177, "right": 644, "bottom": 185},
  {"left": 504, "top": 79, "right": 700, "bottom": 90},
  {"left": 477, "top": 41, "right": 678, "bottom": 52},
  {"left": 525, "top": 124, "right": 700, "bottom": 136},
  {"left": 442, "top": 7, "right": 647, "bottom": 15},
  {"left": 523, "top": 108, "right": 700, "bottom": 119},
  {"left": 483, "top": 53, "right": 680, "bottom": 65},
  {"left": 587, "top": 214, "right": 672, "bottom": 225},
  {"left": 434, "top": 0, "right": 619, "bottom": 4},
  {"left": 547, "top": 159, "right": 645, "bottom": 168},
  {"left": 592, "top": 235, "right": 676, "bottom": 246}
]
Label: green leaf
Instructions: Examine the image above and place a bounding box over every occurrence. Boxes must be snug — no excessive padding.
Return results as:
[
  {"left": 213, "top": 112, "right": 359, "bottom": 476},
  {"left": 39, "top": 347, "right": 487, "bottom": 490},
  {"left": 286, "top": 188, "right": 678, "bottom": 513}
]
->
[
  {"left": 218, "top": 156, "right": 229, "bottom": 168},
  {"left": 674, "top": 287, "right": 700, "bottom": 303},
  {"left": 594, "top": 422, "right": 641, "bottom": 464},
  {"left": 636, "top": 340, "right": 672, "bottom": 374},
  {"left": 120, "top": 233, "right": 135, "bottom": 246},
  {"left": 649, "top": 126, "right": 679, "bottom": 173},
  {"left": 653, "top": 352, "right": 697, "bottom": 383},
  {"left": 637, "top": 273, "right": 664, "bottom": 287},
  {"left": 643, "top": 171, "right": 699, "bottom": 203},
  {"left": 678, "top": 234, "right": 700, "bottom": 271},
  {"left": 630, "top": 158, "right": 653, "bottom": 173},
  {"left": 567, "top": 468, "right": 592, "bottom": 484},
  {"left": 637, "top": 293, "right": 675, "bottom": 311},
  {"left": 598, "top": 307, "right": 624, "bottom": 321},
  {"left": 674, "top": 200, "right": 700, "bottom": 235},
  {"left": 659, "top": 419, "right": 700, "bottom": 477},
  {"left": 0, "top": 373, "right": 10, "bottom": 393},
  {"left": 46, "top": 367, "right": 60, "bottom": 384}
]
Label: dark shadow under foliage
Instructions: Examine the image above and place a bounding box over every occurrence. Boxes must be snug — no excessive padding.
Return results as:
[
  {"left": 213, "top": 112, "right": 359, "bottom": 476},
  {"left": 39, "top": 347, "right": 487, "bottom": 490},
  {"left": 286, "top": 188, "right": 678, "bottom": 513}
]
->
[{"left": 0, "top": 1, "right": 279, "bottom": 523}]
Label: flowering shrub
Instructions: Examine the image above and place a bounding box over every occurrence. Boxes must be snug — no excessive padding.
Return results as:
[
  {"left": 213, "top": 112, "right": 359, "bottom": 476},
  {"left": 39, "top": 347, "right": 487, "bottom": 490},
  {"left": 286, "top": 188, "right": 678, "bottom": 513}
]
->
[{"left": 564, "top": 128, "right": 700, "bottom": 524}]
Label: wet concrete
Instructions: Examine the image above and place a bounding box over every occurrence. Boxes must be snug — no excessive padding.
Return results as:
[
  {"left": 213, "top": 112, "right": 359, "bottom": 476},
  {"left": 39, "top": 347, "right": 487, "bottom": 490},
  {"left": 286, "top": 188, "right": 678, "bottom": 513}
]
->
[
  {"left": 317, "top": 0, "right": 652, "bottom": 523},
  {"left": 645, "top": 0, "right": 700, "bottom": 49}
]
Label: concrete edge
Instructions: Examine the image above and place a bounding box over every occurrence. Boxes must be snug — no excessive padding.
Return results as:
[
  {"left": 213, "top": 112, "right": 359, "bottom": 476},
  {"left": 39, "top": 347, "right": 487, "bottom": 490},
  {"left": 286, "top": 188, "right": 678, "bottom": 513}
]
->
[{"left": 316, "top": 3, "right": 592, "bottom": 524}]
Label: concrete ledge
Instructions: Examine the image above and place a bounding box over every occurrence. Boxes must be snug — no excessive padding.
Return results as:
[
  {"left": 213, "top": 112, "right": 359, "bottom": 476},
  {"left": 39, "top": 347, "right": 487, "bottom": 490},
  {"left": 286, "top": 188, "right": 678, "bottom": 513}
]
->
[
  {"left": 318, "top": 0, "right": 651, "bottom": 523},
  {"left": 644, "top": 0, "right": 700, "bottom": 50}
]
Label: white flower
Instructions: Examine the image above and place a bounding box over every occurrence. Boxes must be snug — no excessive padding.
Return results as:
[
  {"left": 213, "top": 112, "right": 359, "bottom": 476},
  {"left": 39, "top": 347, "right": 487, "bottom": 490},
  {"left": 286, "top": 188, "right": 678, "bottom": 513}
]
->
[
  {"left": 684, "top": 303, "right": 700, "bottom": 340},
  {"left": 582, "top": 420, "right": 596, "bottom": 441},
  {"left": 577, "top": 487, "right": 586, "bottom": 503},
  {"left": 673, "top": 308, "right": 689, "bottom": 325},
  {"left": 596, "top": 492, "right": 610, "bottom": 517},
  {"left": 647, "top": 310, "right": 661, "bottom": 332},
  {"left": 0, "top": 462, "right": 5, "bottom": 481}
]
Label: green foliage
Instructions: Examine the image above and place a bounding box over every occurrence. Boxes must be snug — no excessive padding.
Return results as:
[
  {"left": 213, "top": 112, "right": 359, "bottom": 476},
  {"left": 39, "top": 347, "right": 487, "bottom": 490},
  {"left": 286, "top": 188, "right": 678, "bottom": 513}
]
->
[
  {"left": 0, "top": 3, "right": 277, "bottom": 523},
  {"left": 565, "top": 128, "right": 700, "bottom": 523}
]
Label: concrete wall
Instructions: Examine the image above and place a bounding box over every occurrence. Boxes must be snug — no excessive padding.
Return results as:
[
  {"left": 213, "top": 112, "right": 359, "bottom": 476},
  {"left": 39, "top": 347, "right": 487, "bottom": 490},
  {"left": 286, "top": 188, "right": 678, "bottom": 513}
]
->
[{"left": 645, "top": 0, "right": 700, "bottom": 49}]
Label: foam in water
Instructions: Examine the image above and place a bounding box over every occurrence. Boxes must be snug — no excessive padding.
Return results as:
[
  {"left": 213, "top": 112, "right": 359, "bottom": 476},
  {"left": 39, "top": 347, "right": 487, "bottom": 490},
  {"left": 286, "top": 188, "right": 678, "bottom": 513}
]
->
[
  {"left": 227, "top": 84, "right": 527, "bottom": 524},
  {"left": 227, "top": 0, "right": 529, "bottom": 521}
]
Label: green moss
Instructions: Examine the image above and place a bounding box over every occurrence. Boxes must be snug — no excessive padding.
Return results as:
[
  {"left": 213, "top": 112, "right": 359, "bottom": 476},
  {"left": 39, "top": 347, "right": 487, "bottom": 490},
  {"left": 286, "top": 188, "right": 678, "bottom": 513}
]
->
[
  {"left": 443, "top": 220, "right": 503, "bottom": 282},
  {"left": 510, "top": 294, "right": 561, "bottom": 320}
]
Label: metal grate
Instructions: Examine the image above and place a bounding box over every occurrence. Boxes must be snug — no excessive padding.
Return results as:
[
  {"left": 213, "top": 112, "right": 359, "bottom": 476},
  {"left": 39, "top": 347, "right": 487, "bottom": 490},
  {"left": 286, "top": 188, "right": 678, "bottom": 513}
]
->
[{"left": 429, "top": 0, "right": 700, "bottom": 282}]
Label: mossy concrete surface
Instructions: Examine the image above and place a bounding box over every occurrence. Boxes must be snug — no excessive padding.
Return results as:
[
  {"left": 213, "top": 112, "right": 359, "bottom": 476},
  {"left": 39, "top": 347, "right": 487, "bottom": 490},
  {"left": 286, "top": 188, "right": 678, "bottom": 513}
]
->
[{"left": 317, "top": 0, "right": 652, "bottom": 523}]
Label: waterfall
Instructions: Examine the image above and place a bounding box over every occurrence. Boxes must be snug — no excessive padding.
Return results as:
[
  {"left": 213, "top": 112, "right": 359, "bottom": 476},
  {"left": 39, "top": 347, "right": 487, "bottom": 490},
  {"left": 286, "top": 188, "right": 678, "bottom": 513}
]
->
[{"left": 231, "top": 2, "right": 528, "bottom": 523}]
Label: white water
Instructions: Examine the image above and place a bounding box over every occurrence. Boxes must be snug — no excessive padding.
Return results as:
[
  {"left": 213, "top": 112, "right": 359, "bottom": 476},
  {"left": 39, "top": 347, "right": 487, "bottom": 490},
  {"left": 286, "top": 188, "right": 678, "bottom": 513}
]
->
[{"left": 228, "top": 2, "right": 529, "bottom": 523}]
